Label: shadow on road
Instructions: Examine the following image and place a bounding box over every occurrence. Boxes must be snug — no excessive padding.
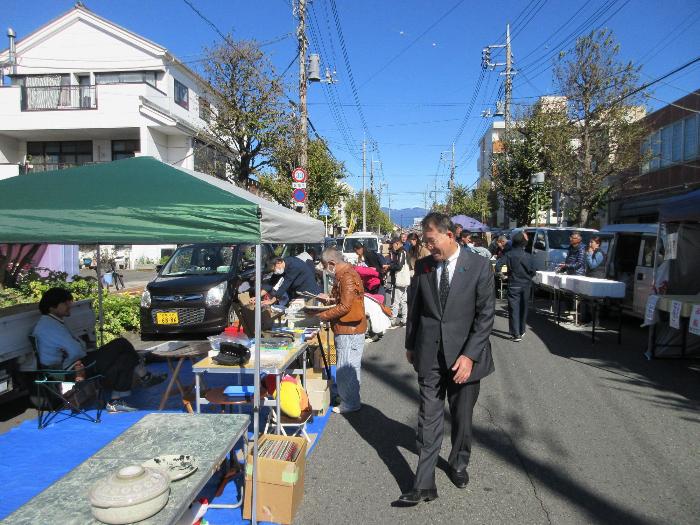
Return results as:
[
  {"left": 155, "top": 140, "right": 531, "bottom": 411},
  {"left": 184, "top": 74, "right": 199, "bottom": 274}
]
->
[
  {"left": 359, "top": 329, "right": 670, "bottom": 525},
  {"left": 526, "top": 302, "right": 700, "bottom": 412}
]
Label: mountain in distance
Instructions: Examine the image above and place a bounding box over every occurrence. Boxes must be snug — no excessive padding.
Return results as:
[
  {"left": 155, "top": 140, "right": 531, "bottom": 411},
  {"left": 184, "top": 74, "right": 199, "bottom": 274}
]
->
[{"left": 381, "top": 207, "right": 428, "bottom": 229}]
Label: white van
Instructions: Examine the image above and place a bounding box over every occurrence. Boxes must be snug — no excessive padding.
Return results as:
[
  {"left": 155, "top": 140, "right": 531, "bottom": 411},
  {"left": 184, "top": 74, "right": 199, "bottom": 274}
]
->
[
  {"left": 522, "top": 227, "right": 599, "bottom": 271},
  {"left": 341, "top": 232, "right": 382, "bottom": 264},
  {"left": 599, "top": 224, "right": 659, "bottom": 318}
]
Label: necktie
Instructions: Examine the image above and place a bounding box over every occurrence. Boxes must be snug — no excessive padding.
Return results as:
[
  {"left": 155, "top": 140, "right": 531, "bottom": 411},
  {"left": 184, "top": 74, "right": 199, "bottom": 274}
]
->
[{"left": 439, "top": 261, "right": 450, "bottom": 310}]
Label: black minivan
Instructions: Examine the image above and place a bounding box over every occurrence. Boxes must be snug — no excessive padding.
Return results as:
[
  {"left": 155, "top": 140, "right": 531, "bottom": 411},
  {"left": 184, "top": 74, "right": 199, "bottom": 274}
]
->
[{"left": 140, "top": 243, "right": 275, "bottom": 338}]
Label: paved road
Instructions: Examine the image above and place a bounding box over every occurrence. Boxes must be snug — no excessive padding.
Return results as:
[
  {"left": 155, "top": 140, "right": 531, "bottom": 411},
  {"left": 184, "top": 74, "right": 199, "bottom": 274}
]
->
[
  {"left": 78, "top": 268, "right": 155, "bottom": 293},
  {"left": 296, "top": 299, "right": 700, "bottom": 525}
]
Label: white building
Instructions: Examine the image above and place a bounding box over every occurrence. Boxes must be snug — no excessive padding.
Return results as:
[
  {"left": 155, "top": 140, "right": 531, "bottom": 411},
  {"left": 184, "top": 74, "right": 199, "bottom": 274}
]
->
[{"left": 0, "top": 5, "right": 221, "bottom": 268}]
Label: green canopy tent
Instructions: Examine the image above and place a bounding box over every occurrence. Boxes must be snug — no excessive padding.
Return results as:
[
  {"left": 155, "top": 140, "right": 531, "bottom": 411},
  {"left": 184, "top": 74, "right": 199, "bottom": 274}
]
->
[{"left": 0, "top": 156, "right": 325, "bottom": 523}]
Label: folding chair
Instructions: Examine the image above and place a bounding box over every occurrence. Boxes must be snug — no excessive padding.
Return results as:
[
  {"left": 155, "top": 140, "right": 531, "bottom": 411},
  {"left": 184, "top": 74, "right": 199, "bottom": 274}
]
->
[
  {"left": 28, "top": 335, "right": 104, "bottom": 429},
  {"left": 264, "top": 407, "right": 313, "bottom": 444}
]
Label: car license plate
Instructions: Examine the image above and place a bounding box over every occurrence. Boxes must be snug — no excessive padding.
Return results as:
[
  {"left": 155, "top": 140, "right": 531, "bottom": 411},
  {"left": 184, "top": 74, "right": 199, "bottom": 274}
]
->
[{"left": 156, "top": 312, "right": 179, "bottom": 325}]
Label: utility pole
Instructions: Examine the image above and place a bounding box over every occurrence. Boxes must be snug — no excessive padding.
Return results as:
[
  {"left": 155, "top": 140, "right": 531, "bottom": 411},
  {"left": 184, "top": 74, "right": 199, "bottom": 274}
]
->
[
  {"left": 483, "top": 23, "right": 514, "bottom": 134},
  {"left": 448, "top": 142, "right": 455, "bottom": 211},
  {"left": 504, "top": 23, "right": 512, "bottom": 136},
  {"left": 370, "top": 154, "right": 374, "bottom": 195},
  {"left": 297, "top": 0, "right": 308, "bottom": 175},
  {"left": 362, "top": 140, "right": 367, "bottom": 231}
]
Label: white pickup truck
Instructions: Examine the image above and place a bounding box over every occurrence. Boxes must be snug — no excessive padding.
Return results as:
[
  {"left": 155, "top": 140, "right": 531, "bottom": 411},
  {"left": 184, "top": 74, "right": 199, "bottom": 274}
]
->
[{"left": 0, "top": 299, "right": 96, "bottom": 403}]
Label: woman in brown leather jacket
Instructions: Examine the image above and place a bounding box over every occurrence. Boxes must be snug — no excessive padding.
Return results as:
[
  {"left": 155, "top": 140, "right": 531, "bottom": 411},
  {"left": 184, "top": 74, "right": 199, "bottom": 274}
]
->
[{"left": 317, "top": 248, "right": 367, "bottom": 414}]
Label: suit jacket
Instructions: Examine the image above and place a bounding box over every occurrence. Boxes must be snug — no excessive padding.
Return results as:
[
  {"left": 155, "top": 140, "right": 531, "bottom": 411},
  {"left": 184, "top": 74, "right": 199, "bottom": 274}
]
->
[{"left": 405, "top": 249, "right": 495, "bottom": 382}]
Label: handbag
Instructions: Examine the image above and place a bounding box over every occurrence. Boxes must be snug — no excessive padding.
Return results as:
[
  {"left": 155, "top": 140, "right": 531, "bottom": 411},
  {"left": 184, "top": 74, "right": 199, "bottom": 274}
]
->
[
  {"left": 63, "top": 380, "right": 99, "bottom": 409},
  {"left": 395, "top": 261, "right": 411, "bottom": 287}
]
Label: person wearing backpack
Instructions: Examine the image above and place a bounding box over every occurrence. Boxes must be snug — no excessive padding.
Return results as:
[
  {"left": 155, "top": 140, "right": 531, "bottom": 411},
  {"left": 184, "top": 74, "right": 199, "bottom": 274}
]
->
[
  {"left": 495, "top": 232, "right": 535, "bottom": 341},
  {"left": 386, "top": 235, "right": 411, "bottom": 326}
]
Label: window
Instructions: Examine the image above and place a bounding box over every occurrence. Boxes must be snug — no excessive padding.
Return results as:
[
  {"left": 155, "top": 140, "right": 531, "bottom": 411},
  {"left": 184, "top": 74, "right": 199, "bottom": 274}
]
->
[
  {"left": 174, "top": 79, "right": 189, "bottom": 109},
  {"left": 27, "top": 141, "right": 92, "bottom": 172},
  {"left": 112, "top": 140, "right": 140, "bottom": 161},
  {"left": 660, "top": 126, "right": 672, "bottom": 167},
  {"left": 671, "top": 121, "right": 683, "bottom": 163},
  {"left": 684, "top": 115, "right": 697, "bottom": 161},
  {"left": 199, "top": 97, "right": 211, "bottom": 121},
  {"left": 95, "top": 71, "right": 156, "bottom": 86},
  {"left": 640, "top": 137, "right": 651, "bottom": 174},
  {"left": 650, "top": 131, "right": 661, "bottom": 171}
]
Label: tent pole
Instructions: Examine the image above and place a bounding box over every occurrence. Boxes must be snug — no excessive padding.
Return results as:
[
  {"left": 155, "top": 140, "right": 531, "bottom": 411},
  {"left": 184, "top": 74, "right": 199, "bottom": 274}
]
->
[
  {"left": 647, "top": 222, "right": 663, "bottom": 357},
  {"left": 96, "top": 244, "right": 104, "bottom": 346},
  {"left": 252, "top": 243, "right": 262, "bottom": 525}
]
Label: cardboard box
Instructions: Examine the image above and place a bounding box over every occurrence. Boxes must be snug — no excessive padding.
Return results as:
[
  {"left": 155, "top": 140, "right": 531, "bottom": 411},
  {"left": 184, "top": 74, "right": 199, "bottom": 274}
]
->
[
  {"left": 306, "top": 378, "right": 331, "bottom": 415},
  {"left": 243, "top": 434, "right": 307, "bottom": 525}
]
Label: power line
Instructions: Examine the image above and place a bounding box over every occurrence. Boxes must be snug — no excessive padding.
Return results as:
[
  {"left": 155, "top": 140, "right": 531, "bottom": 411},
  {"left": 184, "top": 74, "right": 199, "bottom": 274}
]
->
[
  {"left": 182, "top": 0, "right": 235, "bottom": 48},
  {"left": 358, "top": 0, "right": 467, "bottom": 89}
]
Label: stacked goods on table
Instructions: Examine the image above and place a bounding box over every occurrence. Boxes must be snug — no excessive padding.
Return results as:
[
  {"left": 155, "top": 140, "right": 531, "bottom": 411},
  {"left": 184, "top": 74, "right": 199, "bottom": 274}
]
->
[
  {"left": 243, "top": 434, "right": 307, "bottom": 525},
  {"left": 533, "top": 271, "right": 625, "bottom": 298}
]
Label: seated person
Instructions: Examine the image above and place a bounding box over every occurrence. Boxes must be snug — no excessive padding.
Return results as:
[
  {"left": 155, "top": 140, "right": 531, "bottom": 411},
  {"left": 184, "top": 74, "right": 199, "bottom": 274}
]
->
[
  {"left": 256, "top": 256, "right": 321, "bottom": 306},
  {"left": 32, "top": 287, "right": 165, "bottom": 413}
]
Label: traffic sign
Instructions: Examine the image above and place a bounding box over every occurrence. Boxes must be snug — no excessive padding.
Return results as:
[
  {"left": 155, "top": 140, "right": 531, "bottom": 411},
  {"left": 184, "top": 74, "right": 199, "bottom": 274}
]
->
[
  {"left": 319, "top": 202, "right": 331, "bottom": 217},
  {"left": 292, "top": 167, "right": 308, "bottom": 183},
  {"left": 292, "top": 182, "right": 307, "bottom": 189},
  {"left": 292, "top": 188, "right": 307, "bottom": 203}
]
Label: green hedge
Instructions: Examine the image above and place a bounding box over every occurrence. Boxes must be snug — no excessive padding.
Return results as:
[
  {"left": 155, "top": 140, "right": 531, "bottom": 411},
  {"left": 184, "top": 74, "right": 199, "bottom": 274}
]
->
[{"left": 0, "top": 269, "right": 140, "bottom": 343}]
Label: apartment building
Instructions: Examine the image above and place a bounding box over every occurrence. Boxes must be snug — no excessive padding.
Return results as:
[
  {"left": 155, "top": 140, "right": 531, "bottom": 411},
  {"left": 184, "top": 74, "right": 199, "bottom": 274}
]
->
[
  {"left": 609, "top": 89, "right": 700, "bottom": 223},
  {"left": 0, "top": 4, "right": 221, "bottom": 268}
]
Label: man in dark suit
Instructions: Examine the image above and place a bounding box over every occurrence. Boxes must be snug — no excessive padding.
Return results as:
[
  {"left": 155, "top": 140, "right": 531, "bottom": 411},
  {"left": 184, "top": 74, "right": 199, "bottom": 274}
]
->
[{"left": 396, "top": 212, "right": 495, "bottom": 507}]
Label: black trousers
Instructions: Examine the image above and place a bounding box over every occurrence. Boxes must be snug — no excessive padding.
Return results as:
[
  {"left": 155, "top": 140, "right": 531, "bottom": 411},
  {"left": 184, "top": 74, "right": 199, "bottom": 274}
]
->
[
  {"left": 82, "top": 337, "right": 139, "bottom": 393},
  {"left": 414, "top": 349, "right": 481, "bottom": 490},
  {"left": 507, "top": 284, "right": 530, "bottom": 337}
]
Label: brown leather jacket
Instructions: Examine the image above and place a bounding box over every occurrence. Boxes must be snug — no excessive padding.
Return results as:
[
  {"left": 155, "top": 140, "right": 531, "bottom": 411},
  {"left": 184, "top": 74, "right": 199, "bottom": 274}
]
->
[{"left": 318, "top": 263, "right": 367, "bottom": 335}]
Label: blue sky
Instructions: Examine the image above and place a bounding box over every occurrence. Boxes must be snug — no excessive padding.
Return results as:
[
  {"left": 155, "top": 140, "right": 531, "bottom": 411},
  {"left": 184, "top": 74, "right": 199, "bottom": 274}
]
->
[{"left": 3, "top": 0, "right": 699, "bottom": 209}]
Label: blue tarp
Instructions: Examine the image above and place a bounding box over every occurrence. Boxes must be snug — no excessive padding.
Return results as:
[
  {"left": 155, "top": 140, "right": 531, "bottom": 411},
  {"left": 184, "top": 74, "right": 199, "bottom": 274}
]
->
[
  {"left": 659, "top": 189, "right": 700, "bottom": 223},
  {"left": 0, "top": 361, "right": 333, "bottom": 524}
]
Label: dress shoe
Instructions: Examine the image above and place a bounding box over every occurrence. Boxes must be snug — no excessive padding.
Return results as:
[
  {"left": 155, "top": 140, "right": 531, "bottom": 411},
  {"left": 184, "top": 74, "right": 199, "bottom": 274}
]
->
[
  {"left": 448, "top": 468, "right": 469, "bottom": 488},
  {"left": 391, "top": 488, "right": 438, "bottom": 507}
]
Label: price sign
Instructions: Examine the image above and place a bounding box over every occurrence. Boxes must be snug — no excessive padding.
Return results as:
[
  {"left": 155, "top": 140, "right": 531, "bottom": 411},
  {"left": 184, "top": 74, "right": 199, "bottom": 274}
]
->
[{"left": 292, "top": 167, "right": 308, "bottom": 183}]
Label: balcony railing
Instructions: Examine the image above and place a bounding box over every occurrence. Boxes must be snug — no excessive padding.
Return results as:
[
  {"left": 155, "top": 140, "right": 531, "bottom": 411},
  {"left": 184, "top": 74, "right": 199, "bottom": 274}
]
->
[{"left": 20, "top": 85, "right": 97, "bottom": 111}]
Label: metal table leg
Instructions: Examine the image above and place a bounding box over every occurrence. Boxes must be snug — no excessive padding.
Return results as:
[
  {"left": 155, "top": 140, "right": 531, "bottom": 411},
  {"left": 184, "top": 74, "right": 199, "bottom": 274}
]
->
[
  {"left": 195, "top": 372, "right": 201, "bottom": 413},
  {"left": 275, "top": 373, "right": 281, "bottom": 434}
]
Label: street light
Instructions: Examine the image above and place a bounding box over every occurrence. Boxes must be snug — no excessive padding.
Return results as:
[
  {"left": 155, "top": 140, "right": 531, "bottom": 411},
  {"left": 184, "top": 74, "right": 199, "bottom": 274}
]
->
[{"left": 530, "top": 172, "right": 545, "bottom": 227}]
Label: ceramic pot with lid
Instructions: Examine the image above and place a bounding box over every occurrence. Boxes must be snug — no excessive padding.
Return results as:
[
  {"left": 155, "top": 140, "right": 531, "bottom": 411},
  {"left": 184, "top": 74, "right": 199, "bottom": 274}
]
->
[{"left": 88, "top": 465, "right": 170, "bottom": 524}]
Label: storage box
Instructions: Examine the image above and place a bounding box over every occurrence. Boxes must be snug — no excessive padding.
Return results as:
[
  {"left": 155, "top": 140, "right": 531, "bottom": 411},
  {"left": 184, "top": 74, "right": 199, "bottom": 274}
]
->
[
  {"left": 243, "top": 434, "right": 307, "bottom": 525},
  {"left": 306, "top": 378, "right": 331, "bottom": 415}
]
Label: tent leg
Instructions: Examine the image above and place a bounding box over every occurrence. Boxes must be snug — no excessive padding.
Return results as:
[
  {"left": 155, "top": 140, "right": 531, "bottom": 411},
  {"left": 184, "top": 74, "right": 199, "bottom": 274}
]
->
[
  {"left": 252, "top": 244, "right": 262, "bottom": 525},
  {"left": 96, "top": 244, "right": 104, "bottom": 346}
]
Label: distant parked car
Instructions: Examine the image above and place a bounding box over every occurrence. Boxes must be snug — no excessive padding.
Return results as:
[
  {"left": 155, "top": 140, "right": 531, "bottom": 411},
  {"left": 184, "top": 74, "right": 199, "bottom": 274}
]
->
[
  {"left": 140, "top": 243, "right": 275, "bottom": 338},
  {"left": 341, "top": 232, "right": 382, "bottom": 264},
  {"left": 522, "top": 227, "right": 598, "bottom": 271}
]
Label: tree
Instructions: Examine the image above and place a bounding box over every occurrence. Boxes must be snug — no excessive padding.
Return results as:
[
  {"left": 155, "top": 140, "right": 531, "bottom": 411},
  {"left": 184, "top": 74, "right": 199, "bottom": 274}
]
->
[
  {"left": 0, "top": 244, "right": 42, "bottom": 290},
  {"left": 260, "top": 139, "right": 351, "bottom": 222},
  {"left": 492, "top": 101, "right": 559, "bottom": 226},
  {"left": 553, "top": 29, "right": 647, "bottom": 226},
  {"left": 346, "top": 192, "right": 393, "bottom": 233},
  {"left": 450, "top": 181, "right": 493, "bottom": 224},
  {"left": 200, "top": 38, "right": 293, "bottom": 186}
]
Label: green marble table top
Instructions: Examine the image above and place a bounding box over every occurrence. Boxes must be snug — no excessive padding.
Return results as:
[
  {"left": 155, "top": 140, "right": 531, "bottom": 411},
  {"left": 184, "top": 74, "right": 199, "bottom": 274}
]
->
[{"left": 3, "top": 413, "right": 249, "bottom": 525}]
